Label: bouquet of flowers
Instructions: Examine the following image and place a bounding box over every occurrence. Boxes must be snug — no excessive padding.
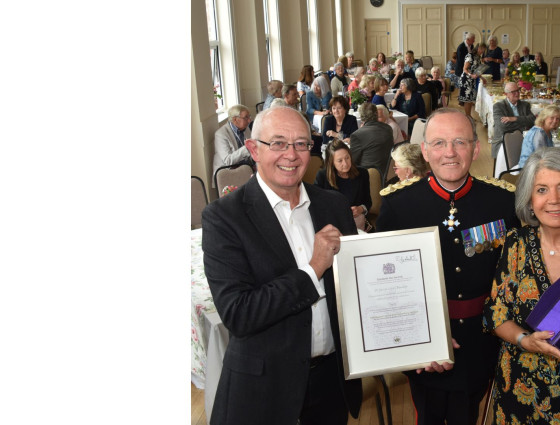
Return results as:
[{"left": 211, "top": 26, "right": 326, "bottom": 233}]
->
[
  {"left": 507, "top": 60, "right": 537, "bottom": 84},
  {"left": 391, "top": 52, "right": 403, "bottom": 61},
  {"left": 348, "top": 88, "right": 368, "bottom": 106}
]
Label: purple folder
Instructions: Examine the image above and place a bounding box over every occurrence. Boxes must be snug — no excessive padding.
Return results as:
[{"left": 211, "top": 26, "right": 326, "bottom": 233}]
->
[{"left": 526, "top": 279, "right": 560, "bottom": 349}]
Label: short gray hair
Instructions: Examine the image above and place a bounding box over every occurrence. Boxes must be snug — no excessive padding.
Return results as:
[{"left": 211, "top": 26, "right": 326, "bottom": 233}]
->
[
  {"left": 415, "top": 67, "right": 427, "bottom": 78},
  {"left": 334, "top": 62, "right": 344, "bottom": 70},
  {"left": 282, "top": 84, "right": 297, "bottom": 97},
  {"left": 423, "top": 108, "right": 478, "bottom": 141},
  {"left": 227, "top": 104, "right": 250, "bottom": 122},
  {"left": 359, "top": 102, "right": 378, "bottom": 124},
  {"left": 488, "top": 35, "right": 498, "bottom": 44},
  {"left": 515, "top": 147, "right": 560, "bottom": 226},
  {"left": 251, "top": 105, "right": 310, "bottom": 141},
  {"left": 266, "top": 80, "right": 283, "bottom": 96},
  {"left": 345, "top": 51, "right": 354, "bottom": 58}
]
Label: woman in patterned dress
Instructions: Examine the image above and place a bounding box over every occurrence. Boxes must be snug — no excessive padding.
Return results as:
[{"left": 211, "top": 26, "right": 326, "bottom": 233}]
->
[
  {"left": 458, "top": 43, "right": 486, "bottom": 117},
  {"left": 483, "top": 147, "right": 560, "bottom": 425}
]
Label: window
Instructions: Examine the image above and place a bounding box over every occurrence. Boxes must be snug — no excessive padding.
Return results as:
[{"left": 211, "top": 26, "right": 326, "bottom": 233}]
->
[
  {"left": 335, "top": 0, "right": 343, "bottom": 58},
  {"left": 206, "top": 0, "right": 224, "bottom": 110},
  {"left": 263, "top": 0, "right": 272, "bottom": 81}
]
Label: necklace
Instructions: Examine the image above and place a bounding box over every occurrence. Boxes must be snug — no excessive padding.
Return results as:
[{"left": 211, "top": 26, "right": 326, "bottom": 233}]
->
[{"left": 539, "top": 227, "right": 560, "bottom": 256}]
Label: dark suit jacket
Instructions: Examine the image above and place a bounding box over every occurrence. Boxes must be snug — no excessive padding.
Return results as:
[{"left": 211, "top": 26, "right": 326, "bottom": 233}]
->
[
  {"left": 522, "top": 54, "right": 535, "bottom": 62},
  {"left": 491, "top": 99, "right": 536, "bottom": 158},
  {"left": 456, "top": 41, "right": 472, "bottom": 75},
  {"left": 202, "top": 178, "right": 362, "bottom": 425},
  {"left": 349, "top": 121, "right": 394, "bottom": 171}
]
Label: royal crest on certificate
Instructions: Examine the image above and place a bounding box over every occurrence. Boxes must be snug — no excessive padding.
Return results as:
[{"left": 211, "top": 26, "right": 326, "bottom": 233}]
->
[{"left": 355, "top": 250, "right": 430, "bottom": 351}]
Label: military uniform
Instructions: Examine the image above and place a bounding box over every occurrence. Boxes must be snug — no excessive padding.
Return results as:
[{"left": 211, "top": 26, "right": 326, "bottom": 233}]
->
[{"left": 376, "top": 173, "right": 520, "bottom": 425}]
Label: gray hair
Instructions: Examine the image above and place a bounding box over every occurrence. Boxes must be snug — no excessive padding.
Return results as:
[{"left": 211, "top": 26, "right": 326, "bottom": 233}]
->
[
  {"left": 334, "top": 62, "right": 344, "bottom": 70},
  {"left": 359, "top": 102, "right": 378, "bottom": 124},
  {"left": 423, "top": 108, "right": 478, "bottom": 142},
  {"left": 430, "top": 66, "right": 441, "bottom": 75},
  {"left": 376, "top": 104, "right": 390, "bottom": 119},
  {"left": 516, "top": 148, "right": 560, "bottom": 225},
  {"left": 415, "top": 67, "right": 427, "bottom": 78},
  {"left": 466, "top": 32, "right": 475, "bottom": 40},
  {"left": 282, "top": 84, "right": 297, "bottom": 98},
  {"left": 266, "top": 80, "right": 283, "bottom": 96},
  {"left": 270, "top": 98, "right": 287, "bottom": 108},
  {"left": 227, "top": 104, "right": 250, "bottom": 122},
  {"left": 400, "top": 78, "right": 415, "bottom": 91},
  {"left": 368, "top": 57, "right": 378, "bottom": 66},
  {"left": 488, "top": 35, "right": 498, "bottom": 44},
  {"left": 504, "top": 81, "right": 519, "bottom": 94},
  {"left": 251, "top": 105, "right": 310, "bottom": 141},
  {"left": 345, "top": 51, "right": 354, "bottom": 58},
  {"left": 311, "top": 76, "right": 330, "bottom": 98}
]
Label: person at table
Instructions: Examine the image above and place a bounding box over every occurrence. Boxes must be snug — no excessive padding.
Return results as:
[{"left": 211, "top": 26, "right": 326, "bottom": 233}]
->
[
  {"left": 366, "top": 57, "right": 379, "bottom": 75},
  {"left": 458, "top": 42, "right": 486, "bottom": 118},
  {"left": 517, "top": 105, "right": 560, "bottom": 168},
  {"left": 202, "top": 105, "right": 363, "bottom": 425},
  {"left": 331, "top": 62, "right": 351, "bottom": 96},
  {"left": 263, "top": 80, "right": 283, "bottom": 110},
  {"left": 376, "top": 105, "right": 405, "bottom": 144},
  {"left": 282, "top": 84, "right": 299, "bottom": 109},
  {"left": 390, "top": 77, "right": 426, "bottom": 135},
  {"left": 322, "top": 96, "right": 358, "bottom": 146},
  {"left": 481, "top": 35, "right": 503, "bottom": 81},
  {"left": 483, "top": 147, "right": 560, "bottom": 425},
  {"left": 535, "top": 51, "right": 548, "bottom": 76},
  {"left": 212, "top": 104, "right": 253, "bottom": 185},
  {"left": 347, "top": 66, "right": 365, "bottom": 98},
  {"left": 376, "top": 52, "right": 391, "bottom": 79},
  {"left": 502, "top": 48, "right": 510, "bottom": 67},
  {"left": 358, "top": 74, "right": 376, "bottom": 103},
  {"left": 371, "top": 77, "right": 389, "bottom": 108},
  {"left": 428, "top": 66, "right": 446, "bottom": 107},
  {"left": 445, "top": 51, "right": 460, "bottom": 91},
  {"left": 521, "top": 46, "right": 535, "bottom": 62},
  {"left": 305, "top": 76, "right": 332, "bottom": 122},
  {"left": 415, "top": 67, "right": 439, "bottom": 112},
  {"left": 297, "top": 65, "right": 315, "bottom": 96},
  {"left": 314, "top": 139, "right": 372, "bottom": 232},
  {"left": 389, "top": 58, "right": 414, "bottom": 89},
  {"left": 404, "top": 50, "right": 420, "bottom": 74},
  {"left": 377, "top": 108, "right": 520, "bottom": 425},
  {"left": 390, "top": 142, "right": 429, "bottom": 182},
  {"left": 492, "top": 81, "right": 536, "bottom": 158},
  {"left": 505, "top": 51, "right": 522, "bottom": 78},
  {"left": 349, "top": 102, "right": 393, "bottom": 171}
]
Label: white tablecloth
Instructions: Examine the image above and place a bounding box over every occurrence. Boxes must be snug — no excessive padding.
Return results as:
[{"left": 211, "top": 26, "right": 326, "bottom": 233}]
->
[{"left": 475, "top": 83, "right": 496, "bottom": 142}]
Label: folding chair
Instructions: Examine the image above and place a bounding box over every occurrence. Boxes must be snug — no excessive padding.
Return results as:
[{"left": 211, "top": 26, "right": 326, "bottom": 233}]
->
[
  {"left": 409, "top": 118, "right": 426, "bottom": 145},
  {"left": 502, "top": 130, "right": 523, "bottom": 170},
  {"left": 214, "top": 163, "right": 254, "bottom": 197},
  {"left": 191, "top": 176, "right": 208, "bottom": 229}
]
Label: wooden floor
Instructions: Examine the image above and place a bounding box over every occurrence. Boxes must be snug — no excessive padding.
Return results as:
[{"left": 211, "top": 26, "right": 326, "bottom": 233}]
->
[{"left": 191, "top": 94, "right": 495, "bottom": 425}]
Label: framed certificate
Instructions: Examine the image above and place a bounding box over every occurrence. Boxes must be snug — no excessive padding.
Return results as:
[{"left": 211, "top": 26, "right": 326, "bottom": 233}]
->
[{"left": 333, "top": 227, "right": 454, "bottom": 379}]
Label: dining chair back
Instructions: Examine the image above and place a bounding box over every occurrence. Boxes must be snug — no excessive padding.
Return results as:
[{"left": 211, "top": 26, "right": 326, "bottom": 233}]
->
[
  {"left": 441, "top": 77, "right": 452, "bottom": 105},
  {"left": 300, "top": 93, "right": 307, "bottom": 113},
  {"left": 191, "top": 176, "right": 208, "bottom": 229},
  {"left": 302, "top": 154, "right": 324, "bottom": 184},
  {"left": 550, "top": 57, "right": 560, "bottom": 84},
  {"left": 409, "top": 118, "right": 426, "bottom": 145},
  {"left": 421, "top": 92, "right": 432, "bottom": 117},
  {"left": 502, "top": 130, "right": 523, "bottom": 170},
  {"left": 367, "top": 168, "right": 383, "bottom": 227},
  {"left": 256, "top": 101, "right": 264, "bottom": 114},
  {"left": 499, "top": 168, "right": 521, "bottom": 186},
  {"left": 214, "top": 163, "right": 254, "bottom": 197},
  {"left": 420, "top": 56, "right": 433, "bottom": 70}
]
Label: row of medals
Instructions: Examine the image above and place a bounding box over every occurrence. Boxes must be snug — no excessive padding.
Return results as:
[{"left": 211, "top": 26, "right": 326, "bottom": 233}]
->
[{"left": 461, "top": 220, "right": 507, "bottom": 257}]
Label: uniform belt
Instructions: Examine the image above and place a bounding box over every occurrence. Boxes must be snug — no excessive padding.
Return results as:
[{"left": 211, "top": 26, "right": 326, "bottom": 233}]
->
[
  {"left": 447, "top": 293, "right": 488, "bottom": 319},
  {"left": 309, "top": 352, "right": 335, "bottom": 368}
]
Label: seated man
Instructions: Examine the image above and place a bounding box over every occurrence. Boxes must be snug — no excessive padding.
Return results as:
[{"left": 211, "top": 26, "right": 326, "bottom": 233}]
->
[
  {"left": 349, "top": 102, "right": 393, "bottom": 172},
  {"left": 521, "top": 46, "right": 535, "bottom": 62},
  {"left": 212, "top": 104, "right": 253, "bottom": 186},
  {"left": 263, "top": 80, "right": 283, "bottom": 110},
  {"left": 282, "top": 84, "right": 299, "bottom": 109},
  {"left": 491, "top": 82, "right": 535, "bottom": 159}
]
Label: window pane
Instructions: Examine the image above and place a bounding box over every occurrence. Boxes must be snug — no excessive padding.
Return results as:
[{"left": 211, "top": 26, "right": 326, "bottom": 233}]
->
[
  {"left": 210, "top": 47, "right": 223, "bottom": 109},
  {"left": 205, "top": 0, "right": 217, "bottom": 41}
]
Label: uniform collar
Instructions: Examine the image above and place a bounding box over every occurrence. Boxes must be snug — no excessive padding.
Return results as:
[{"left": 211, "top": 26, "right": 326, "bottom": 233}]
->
[{"left": 427, "top": 173, "right": 473, "bottom": 202}]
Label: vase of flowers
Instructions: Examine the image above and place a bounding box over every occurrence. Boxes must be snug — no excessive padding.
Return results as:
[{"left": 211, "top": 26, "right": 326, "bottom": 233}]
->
[
  {"left": 348, "top": 88, "right": 368, "bottom": 110},
  {"left": 508, "top": 60, "right": 537, "bottom": 90}
]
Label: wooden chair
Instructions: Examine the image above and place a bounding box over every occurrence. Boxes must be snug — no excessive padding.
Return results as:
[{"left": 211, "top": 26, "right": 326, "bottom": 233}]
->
[
  {"left": 302, "top": 154, "right": 324, "bottom": 184},
  {"left": 214, "top": 163, "right": 254, "bottom": 197},
  {"left": 191, "top": 176, "right": 208, "bottom": 229},
  {"left": 256, "top": 102, "right": 264, "bottom": 114},
  {"left": 499, "top": 168, "right": 522, "bottom": 186},
  {"left": 549, "top": 57, "right": 560, "bottom": 84},
  {"left": 420, "top": 56, "right": 433, "bottom": 70},
  {"left": 409, "top": 118, "right": 426, "bottom": 145},
  {"left": 421, "top": 92, "right": 432, "bottom": 117},
  {"left": 441, "top": 77, "right": 452, "bottom": 105},
  {"left": 367, "top": 168, "right": 383, "bottom": 228},
  {"left": 502, "top": 130, "right": 524, "bottom": 170}
]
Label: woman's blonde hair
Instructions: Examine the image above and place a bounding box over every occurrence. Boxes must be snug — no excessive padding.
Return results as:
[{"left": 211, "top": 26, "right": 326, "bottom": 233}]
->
[
  {"left": 535, "top": 104, "right": 560, "bottom": 128},
  {"left": 391, "top": 143, "right": 429, "bottom": 178}
]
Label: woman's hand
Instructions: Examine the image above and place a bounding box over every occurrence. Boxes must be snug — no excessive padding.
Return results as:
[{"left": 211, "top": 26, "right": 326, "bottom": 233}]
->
[
  {"left": 521, "top": 331, "right": 560, "bottom": 359},
  {"left": 351, "top": 206, "right": 363, "bottom": 218},
  {"left": 326, "top": 130, "right": 338, "bottom": 138}
]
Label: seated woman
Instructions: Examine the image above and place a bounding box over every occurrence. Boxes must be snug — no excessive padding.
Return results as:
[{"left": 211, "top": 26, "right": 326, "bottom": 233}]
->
[
  {"left": 366, "top": 58, "right": 379, "bottom": 75},
  {"left": 376, "top": 105, "right": 404, "bottom": 144},
  {"left": 322, "top": 96, "right": 358, "bottom": 145},
  {"left": 314, "top": 139, "right": 372, "bottom": 231},
  {"left": 371, "top": 77, "right": 389, "bottom": 108},
  {"left": 518, "top": 105, "right": 560, "bottom": 168},
  {"left": 403, "top": 50, "right": 420, "bottom": 74},
  {"left": 330, "top": 61, "right": 351, "bottom": 96},
  {"left": 483, "top": 147, "right": 560, "bottom": 425},
  {"left": 428, "top": 66, "right": 446, "bottom": 106},
  {"left": 415, "top": 67, "right": 439, "bottom": 112},
  {"left": 296, "top": 65, "right": 314, "bottom": 96},
  {"left": 376, "top": 52, "right": 391, "bottom": 79},
  {"left": 389, "top": 58, "right": 414, "bottom": 89},
  {"left": 359, "top": 74, "right": 376, "bottom": 102},
  {"left": 305, "top": 76, "right": 332, "bottom": 122},
  {"left": 535, "top": 51, "right": 548, "bottom": 76},
  {"left": 505, "top": 51, "right": 521, "bottom": 78},
  {"left": 391, "top": 143, "right": 429, "bottom": 182},
  {"left": 347, "top": 66, "right": 365, "bottom": 96},
  {"left": 445, "top": 51, "right": 460, "bottom": 90},
  {"left": 389, "top": 78, "right": 426, "bottom": 135}
]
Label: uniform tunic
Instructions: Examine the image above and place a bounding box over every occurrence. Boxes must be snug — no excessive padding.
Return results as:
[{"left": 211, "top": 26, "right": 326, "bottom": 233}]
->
[{"left": 376, "top": 174, "right": 520, "bottom": 393}]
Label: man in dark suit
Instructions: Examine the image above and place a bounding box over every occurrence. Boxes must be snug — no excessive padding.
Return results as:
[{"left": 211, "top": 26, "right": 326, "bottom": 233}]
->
[
  {"left": 349, "top": 102, "right": 393, "bottom": 172},
  {"left": 491, "top": 81, "right": 536, "bottom": 158},
  {"left": 202, "top": 106, "right": 362, "bottom": 425},
  {"left": 377, "top": 108, "right": 520, "bottom": 425},
  {"left": 521, "top": 46, "right": 535, "bottom": 62}
]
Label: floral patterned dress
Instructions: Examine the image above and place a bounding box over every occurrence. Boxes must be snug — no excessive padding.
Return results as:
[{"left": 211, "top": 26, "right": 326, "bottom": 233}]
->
[
  {"left": 458, "top": 53, "right": 481, "bottom": 103},
  {"left": 483, "top": 226, "right": 560, "bottom": 425}
]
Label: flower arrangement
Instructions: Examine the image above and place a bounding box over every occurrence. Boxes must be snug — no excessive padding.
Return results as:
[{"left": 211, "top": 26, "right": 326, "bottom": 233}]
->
[
  {"left": 507, "top": 60, "right": 537, "bottom": 85},
  {"left": 221, "top": 185, "right": 238, "bottom": 196},
  {"left": 391, "top": 52, "right": 403, "bottom": 61},
  {"left": 348, "top": 88, "right": 368, "bottom": 106}
]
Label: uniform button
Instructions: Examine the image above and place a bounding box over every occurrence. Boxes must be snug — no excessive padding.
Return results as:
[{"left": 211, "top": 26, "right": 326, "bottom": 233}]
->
[
  {"left": 458, "top": 293, "right": 463, "bottom": 299},
  {"left": 455, "top": 267, "right": 461, "bottom": 273},
  {"left": 454, "top": 238, "right": 460, "bottom": 244},
  {"left": 459, "top": 319, "right": 464, "bottom": 324}
]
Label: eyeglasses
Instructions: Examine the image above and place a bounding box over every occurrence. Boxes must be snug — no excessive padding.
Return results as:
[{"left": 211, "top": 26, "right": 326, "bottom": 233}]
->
[
  {"left": 425, "top": 138, "right": 474, "bottom": 151},
  {"left": 237, "top": 115, "right": 252, "bottom": 121},
  {"left": 257, "top": 139, "right": 313, "bottom": 151}
]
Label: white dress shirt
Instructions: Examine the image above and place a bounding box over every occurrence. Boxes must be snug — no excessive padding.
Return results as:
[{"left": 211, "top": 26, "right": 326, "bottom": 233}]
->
[{"left": 256, "top": 173, "right": 335, "bottom": 358}]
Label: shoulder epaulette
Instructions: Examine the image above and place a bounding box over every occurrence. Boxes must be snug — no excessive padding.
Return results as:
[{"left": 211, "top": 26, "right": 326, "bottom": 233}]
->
[
  {"left": 380, "top": 176, "right": 421, "bottom": 196},
  {"left": 473, "top": 175, "right": 516, "bottom": 192}
]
